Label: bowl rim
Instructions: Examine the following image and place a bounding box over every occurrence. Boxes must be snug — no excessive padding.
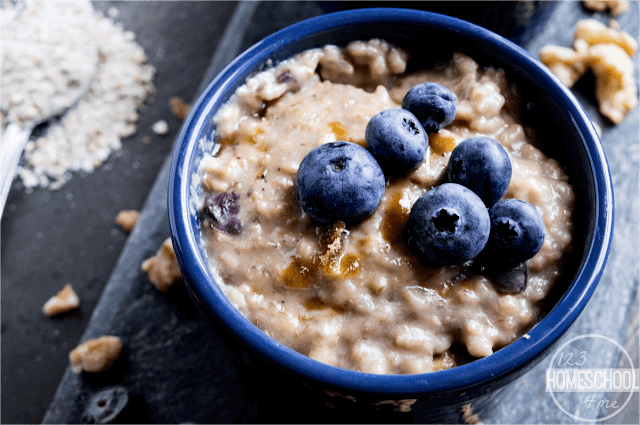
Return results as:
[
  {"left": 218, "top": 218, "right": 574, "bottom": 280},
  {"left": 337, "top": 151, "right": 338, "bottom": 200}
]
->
[{"left": 169, "top": 7, "right": 614, "bottom": 396}]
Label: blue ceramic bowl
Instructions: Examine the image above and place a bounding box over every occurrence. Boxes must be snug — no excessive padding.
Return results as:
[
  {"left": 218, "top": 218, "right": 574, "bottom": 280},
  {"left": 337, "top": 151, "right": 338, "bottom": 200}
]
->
[{"left": 169, "top": 7, "right": 613, "bottom": 418}]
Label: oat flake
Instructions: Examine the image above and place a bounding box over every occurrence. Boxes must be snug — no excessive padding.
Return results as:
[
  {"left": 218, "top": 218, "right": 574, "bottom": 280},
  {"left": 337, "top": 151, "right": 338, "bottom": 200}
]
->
[{"left": 1, "top": 0, "right": 155, "bottom": 190}]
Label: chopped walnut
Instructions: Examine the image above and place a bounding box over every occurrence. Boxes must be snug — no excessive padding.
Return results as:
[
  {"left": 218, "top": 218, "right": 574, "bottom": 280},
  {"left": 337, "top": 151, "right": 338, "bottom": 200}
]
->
[
  {"left": 587, "top": 43, "right": 637, "bottom": 124},
  {"left": 539, "top": 44, "right": 588, "bottom": 87},
  {"left": 115, "top": 209, "right": 139, "bottom": 233},
  {"left": 539, "top": 18, "right": 637, "bottom": 123},
  {"left": 319, "top": 220, "right": 349, "bottom": 273},
  {"left": 69, "top": 335, "right": 123, "bottom": 373},
  {"left": 169, "top": 96, "right": 191, "bottom": 121},
  {"left": 574, "top": 19, "right": 637, "bottom": 56},
  {"left": 461, "top": 403, "right": 484, "bottom": 425},
  {"left": 141, "top": 237, "right": 183, "bottom": 292},
  {"left": 583, "top": 0, "right": 630, "bottom": 16},
  {"left": 43, "top": 283, "right": 80, "bottom": 316}
]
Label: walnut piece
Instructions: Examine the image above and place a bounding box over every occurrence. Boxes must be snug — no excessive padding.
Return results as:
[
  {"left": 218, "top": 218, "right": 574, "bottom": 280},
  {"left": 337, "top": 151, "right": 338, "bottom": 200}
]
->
[
  {"left": 574, "top": 19, "right": 637, "bottom": 56},
  {"left": 539, "top": 18, "right": 637, "bottom": 124},
  {"left": 169, "top": 96, "right": 191, "bottom": 121},
  {"left": 115, "top": 209, "right": 139, "bottom": 233},
  {"left": 43, "top": 283, "right": 80, "bottom": 316},
  {"left": 141, "top": 237, "right": 183, "bottom": 292},
  {"left": 461, "top": 403, "right": 484, "bottom": 425},
  {"left": 319, "top": 220, "right": 349, "bottom": 273},
  {"left": 583, "top": 0, "right": 630, "bottom": 16},
  {"left": 587, "top": 43, "right": 637, "bottom": 124},
  {"left": 69, "top": 335, "right": 122, "bottom": 373},
  {"left": 539, "top": 44, "right": 588, "bottom": 87}
]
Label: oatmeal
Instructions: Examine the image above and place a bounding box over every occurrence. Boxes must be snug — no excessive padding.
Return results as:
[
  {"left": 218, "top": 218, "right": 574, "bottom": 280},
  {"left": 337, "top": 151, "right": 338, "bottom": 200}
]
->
[{"left": 197, "top": 40, "right": 575, "bottom": 374}]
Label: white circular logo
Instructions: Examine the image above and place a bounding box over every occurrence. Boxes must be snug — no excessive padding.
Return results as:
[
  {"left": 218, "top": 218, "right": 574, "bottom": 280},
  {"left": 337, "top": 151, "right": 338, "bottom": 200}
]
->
[{"left": 546, "top": 334, "right": 639, "bottom": 422}]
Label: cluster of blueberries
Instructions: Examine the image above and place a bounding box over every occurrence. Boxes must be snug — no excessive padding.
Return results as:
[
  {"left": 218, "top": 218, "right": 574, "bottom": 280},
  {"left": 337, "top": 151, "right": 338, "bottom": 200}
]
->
[{"left": 295, "top": 82, "right": 545, "bottom": 293}]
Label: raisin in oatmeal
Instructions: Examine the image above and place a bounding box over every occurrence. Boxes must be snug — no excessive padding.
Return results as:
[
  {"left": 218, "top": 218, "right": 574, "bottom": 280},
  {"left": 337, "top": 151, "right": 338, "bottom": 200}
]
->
[{"left": 196, "top": 39, "right": 575, "bottom": 374}]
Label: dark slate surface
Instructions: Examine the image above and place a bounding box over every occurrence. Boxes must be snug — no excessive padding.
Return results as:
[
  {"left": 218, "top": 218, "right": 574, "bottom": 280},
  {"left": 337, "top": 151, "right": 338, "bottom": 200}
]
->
[
  {"left": 0, "top": 2, "right": 239, "bottom": 424},
  {"left": 2, "top": 1, "right": 637, "bottom": 424}
]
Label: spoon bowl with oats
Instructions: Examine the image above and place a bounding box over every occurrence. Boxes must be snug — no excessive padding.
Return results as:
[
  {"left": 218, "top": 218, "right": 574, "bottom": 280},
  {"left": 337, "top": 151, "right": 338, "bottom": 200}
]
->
[{"left": 0, "top": 1, "right": 98, "bottom": 218}]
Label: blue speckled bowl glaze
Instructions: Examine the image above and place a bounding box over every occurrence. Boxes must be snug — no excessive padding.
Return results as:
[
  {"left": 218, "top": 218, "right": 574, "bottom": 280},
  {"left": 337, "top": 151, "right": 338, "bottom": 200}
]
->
[{"left": 169, "top": 7, "right": 613, "bottom": 416}]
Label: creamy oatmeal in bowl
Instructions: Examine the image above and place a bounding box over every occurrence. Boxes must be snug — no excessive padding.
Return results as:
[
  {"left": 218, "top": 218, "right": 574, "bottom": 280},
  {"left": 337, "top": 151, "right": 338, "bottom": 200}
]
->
[
  {"left": 169, "top": 7, "right": 613, "bottom": 415},
  {"left": 197, "top": 39, "right": 574, "bottom": 375}
]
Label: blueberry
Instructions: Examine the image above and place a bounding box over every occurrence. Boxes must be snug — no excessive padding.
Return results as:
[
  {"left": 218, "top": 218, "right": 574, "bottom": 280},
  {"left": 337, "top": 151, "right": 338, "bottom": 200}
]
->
[
  {"left": 401, "top": 82, "right": 457, "bottom": 133},
  {"left": 203, "top": 191, "right": 244, "bottom": 235},
  {"left": 489, "top": 262, "right": 528, "bottom": 294},
  {"left": 81, "top": 386, "right": 129, "bottom": 424},
  {"left": 471, "top": 259, "right": 529, "bottom": 294},
  {"left": 365, "top": 109, "right": 427, "bottom": 173},
  {"left": 295, "top": 141, "right": 385, "bottom": 226},
  {"left": 482, "top": 199, "right": 545, "bottom": 267},
  {"left": 446, "top": 137, "right": 512, "bottom": 207},
  {"left": 404, "top": 183, "right": 490, "bottom": 266}
]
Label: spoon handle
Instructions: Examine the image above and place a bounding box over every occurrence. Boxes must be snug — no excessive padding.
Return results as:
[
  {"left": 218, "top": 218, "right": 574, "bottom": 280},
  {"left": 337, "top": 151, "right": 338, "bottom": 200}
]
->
[{"left": 0, "top": 122, "right": 32, "bottom": 219}]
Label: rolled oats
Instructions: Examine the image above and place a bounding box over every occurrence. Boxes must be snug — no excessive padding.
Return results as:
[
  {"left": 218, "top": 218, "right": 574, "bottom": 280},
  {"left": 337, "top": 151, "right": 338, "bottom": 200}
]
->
[{"left": 1, "top": 0, "right": 155, "bottom": 190}]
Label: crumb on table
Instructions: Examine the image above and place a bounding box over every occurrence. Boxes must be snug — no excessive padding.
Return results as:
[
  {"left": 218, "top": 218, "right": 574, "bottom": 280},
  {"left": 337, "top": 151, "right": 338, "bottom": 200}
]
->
[
  {"left": 69, "top": 335, "right": 123, "bottom": 373},
  {"left": 141, "top": 237, "right": 183, "bottom": 292},
  {"left": 115, "top": 209, "right": 139, "bottom": 233},
  {"left": 169, "top": 96, "right": 191, "bottom": 121},
  {"left": 43, "top": 283, "right": 80, "bottom": 316},
  {"left": 151, "top": 120, "right": 169, "bottom": 135}
]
